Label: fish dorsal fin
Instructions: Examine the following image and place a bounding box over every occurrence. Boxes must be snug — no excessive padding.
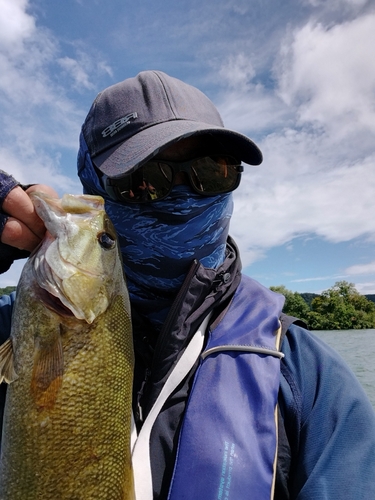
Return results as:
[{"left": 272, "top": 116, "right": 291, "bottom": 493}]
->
[
  {"left": 0, "top": 338, "right": 18, "bottom": 384},
  {"left": 30, "top": 333, "right": 64, "bottom": 410}
]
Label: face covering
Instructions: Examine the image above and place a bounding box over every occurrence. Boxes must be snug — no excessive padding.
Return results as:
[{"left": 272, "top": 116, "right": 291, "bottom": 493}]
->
[{"left": 78, "top": 133, "right": 233, "bottom": 329}]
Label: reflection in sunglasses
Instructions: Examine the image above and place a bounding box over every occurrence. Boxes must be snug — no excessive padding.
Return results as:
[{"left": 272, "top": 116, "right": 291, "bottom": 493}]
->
[{"left": 104, "top": 155, "right": 243, "bottom": 204}]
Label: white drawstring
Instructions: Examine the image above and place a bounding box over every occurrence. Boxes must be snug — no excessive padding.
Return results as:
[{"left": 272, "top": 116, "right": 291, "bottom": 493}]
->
[{"left": 131, "top": 313, "right": 211, "bottom": 500}]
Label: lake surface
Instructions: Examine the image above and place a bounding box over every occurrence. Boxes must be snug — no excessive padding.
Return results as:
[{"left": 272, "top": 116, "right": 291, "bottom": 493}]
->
[{"left": 314, "top": 329, "right": 375, "bottom": 408}]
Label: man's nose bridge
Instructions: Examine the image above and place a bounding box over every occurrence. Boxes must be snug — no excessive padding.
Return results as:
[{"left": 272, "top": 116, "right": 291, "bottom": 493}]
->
[{"left": 174, "top": 171, "right": 189, "bottom": 186}]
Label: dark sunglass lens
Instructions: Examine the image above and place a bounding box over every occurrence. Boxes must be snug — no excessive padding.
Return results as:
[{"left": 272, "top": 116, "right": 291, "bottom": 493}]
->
[
  {"left": 190, "top": 156, "right": 238, "bottom": 194},
  {"left": 116, "top": 162, "right": 173, "bottom": 202},
  {"left": 142, "top": 162, "right": 173, "bottom": 199}
]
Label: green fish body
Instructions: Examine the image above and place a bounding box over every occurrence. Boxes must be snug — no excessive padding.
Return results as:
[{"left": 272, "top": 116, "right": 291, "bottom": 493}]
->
[{"left": 0, "top": 193, "right": 134, "bottom": 500}]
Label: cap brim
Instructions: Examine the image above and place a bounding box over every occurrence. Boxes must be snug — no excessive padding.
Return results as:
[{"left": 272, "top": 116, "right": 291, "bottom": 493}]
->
[{"left": 93, "top": 120, "right": 262, "bottom": 178}]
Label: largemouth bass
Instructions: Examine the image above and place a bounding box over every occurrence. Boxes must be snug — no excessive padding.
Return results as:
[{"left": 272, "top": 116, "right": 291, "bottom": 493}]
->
[{"left": 0, "top": 193, "right": 134, "bottom": 500}]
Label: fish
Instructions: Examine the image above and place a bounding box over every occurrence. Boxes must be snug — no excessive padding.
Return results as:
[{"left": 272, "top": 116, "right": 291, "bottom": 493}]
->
[{"left": 0, "top": 193, "right": 135, "bottom": 500}]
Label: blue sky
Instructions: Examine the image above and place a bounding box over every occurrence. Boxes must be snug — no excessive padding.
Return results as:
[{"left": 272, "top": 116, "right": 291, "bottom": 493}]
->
[{"left": 1, "top": 0, "right": 375, "bottom": 295}]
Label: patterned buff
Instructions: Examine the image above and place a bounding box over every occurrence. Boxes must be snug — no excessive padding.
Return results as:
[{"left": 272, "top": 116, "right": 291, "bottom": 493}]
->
[{"left": 78, "top": 133, "right": 233, "bottom": 329}]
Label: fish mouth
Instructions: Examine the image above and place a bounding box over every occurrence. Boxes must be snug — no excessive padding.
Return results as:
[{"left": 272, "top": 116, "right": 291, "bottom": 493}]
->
[
  {"left": 36, "top": 286, "right": 75, "bottom": 318},
  {"left": 31, "top": 240, "right": 76, "bottom": 318},
  {"left": 32, "top": 252, "right": 102, "bottom": 324}
]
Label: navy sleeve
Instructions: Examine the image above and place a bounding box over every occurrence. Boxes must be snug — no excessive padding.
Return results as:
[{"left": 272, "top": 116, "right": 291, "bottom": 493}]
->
[
  {"left": 0, "top": 292, "right": 15, "bottom": 344},
  {"left": 0, "top": 170, "right": 30, "bottom": 273},
  {"left": 279, "top": 324, "right": 375, "bottom": 499},
  {"left": 0, "top": 170, "right": 19, "bottom": 208},
  {"left": 0, "top": 292, "right": 16, "bottom": 448}
]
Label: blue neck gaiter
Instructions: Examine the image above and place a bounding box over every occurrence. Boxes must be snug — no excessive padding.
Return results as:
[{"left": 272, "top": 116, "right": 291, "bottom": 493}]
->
[{"left": 78, "top": 133, "right": 233, "bottom": 329}]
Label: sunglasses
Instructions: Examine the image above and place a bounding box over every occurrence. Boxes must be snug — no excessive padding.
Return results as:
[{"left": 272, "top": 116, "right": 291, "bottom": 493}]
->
[{"left": 104, "top": 155, "right": 243, "bottom": 203}]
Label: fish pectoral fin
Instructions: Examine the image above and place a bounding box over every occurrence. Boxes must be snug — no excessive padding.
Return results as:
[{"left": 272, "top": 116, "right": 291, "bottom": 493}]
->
[
  {"left": 31, "top": 334, "right": 64, "bottom": 409},
  {"left": 0, "top": 338, "right": 18, "bottom": 384}
]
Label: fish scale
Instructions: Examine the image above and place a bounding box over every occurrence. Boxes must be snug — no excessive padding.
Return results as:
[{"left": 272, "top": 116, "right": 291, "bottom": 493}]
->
[{"left": 0, "top": 193, "right": 135, "bottom": 500}]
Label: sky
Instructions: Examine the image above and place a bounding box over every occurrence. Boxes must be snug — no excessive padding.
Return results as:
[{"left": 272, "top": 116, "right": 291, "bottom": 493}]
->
[{"left": 0, "top": 0, "right": 375, "bottom": 295}]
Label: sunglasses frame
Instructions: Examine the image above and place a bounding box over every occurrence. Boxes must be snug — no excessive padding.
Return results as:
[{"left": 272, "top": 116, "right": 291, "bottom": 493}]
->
[{"left": 104, "top": 155, "right": 244, "bottom": 204}]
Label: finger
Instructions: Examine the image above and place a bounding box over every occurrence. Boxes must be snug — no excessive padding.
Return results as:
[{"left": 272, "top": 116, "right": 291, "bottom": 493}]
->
[
  {"left": 25, "top": 185, "right": 59, "bottom": 236},
  {"left": 1, "top": 217, "right": 42, "bottom": 252},
  {"left": 2, "top": 186, "right": 45, "bottom": 239},
  {"left": 25, "top": 184, "right": 59, "bottom": 199}
]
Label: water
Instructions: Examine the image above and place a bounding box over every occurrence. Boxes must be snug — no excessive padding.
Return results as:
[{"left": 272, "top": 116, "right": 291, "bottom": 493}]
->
[{"left": 314, "top": 329, "right": 375, "bottom": 408}]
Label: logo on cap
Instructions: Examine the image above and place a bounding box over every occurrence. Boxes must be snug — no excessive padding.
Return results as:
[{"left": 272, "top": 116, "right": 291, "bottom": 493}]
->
[{"left": 101, "top": 112, "right": 138, "bottom": 138}]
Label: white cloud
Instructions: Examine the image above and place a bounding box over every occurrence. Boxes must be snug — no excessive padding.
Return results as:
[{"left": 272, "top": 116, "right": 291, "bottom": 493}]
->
[
  {"left": 0, "top": 0, "right": 57, "bottom": 106},
  {"left": 346, "top": 261, "right": 375, "bottom": 275},
  {"left": 58, "top": 56, "right": 95, "bottom": 91},
  {"left": 0, "top": 259, "right": 26, "bottom": 288},
  {"left": 303, "top": 0, "right": 368, "bottom": 8},
  {"left": 277, "top": 14, "right": 375, "bottom": 142},
  {"left": 353, "top": 281, "right": 375, "bottom": 294},
  {"left": 0, "top": 0, "right": 113, "bottom": 190},
  {"left": 218, "top": 14, "right": 375, "bottom": 267},
  {"left": 218, "top": 86, "right": 291, "bottom": 138},
  {"left": 218, "top": 53, "right": 256, "bottom": 90},
  {"left": 291, "top": 275, "right": 348, "bottom": 283},
  {"left": 231, "top": 136, "right": 375, "bottom": 266},
  {"left": 57, "top": 47, "right": 113, "bottom": 91},
  {"left": 0, "top": 0, "right": 35, "bottom": 53},
  {"left": 0, "top": 1, "right": 77, "bottom": 148},
  {"left": 0, "top": 147, "right": 80, "bottom": 192}
]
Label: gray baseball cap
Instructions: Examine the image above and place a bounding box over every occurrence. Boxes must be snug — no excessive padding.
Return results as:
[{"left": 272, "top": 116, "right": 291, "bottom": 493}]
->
[{"left": 82, "top": 70, "right": 262, "bottom": 179}]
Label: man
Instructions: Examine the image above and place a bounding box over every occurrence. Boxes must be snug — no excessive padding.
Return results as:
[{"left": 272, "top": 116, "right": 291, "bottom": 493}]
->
[{"left": 1, "top": 70, "right": 375, "bottom": 499}]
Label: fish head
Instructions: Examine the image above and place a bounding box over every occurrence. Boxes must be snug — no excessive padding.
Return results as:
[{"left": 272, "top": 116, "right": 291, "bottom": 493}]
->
[{"left": 30, "top": 193, "right": 126, "bottom": 324}]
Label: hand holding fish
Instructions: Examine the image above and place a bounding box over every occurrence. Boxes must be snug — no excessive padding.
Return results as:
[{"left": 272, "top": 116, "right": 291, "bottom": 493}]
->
[{"left": 1, "top": 183, "right": 58, "bottom": 252}]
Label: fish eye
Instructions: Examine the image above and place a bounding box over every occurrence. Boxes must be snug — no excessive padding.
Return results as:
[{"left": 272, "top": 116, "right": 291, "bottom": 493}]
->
[{"left": 98, "top": 232, "right": 116, "bottom": 249}]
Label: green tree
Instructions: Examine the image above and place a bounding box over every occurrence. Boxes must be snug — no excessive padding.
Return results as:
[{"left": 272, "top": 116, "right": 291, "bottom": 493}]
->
[
  {"left": 310, "top": 281, "right": 375, "bottom": 330},
  {"left": 0, "top": 286, "right": 16, "bottom": 296},
  {"left": 270, "top": 281, "right": 375, "bottom": 330},
  {"left": 270, "top": 285, "right": 310, "bottom": 321},
  {"left": 305, "top": 310, "right": 327, "bottom": 330}
]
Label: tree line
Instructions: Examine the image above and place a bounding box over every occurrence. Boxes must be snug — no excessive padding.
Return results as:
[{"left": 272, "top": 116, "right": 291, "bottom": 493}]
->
[
  {"left": 0, "top": 286, "right": 16, "bottom": 296},
  {"left": 270, "top": 281, "right": 375, "bottom": 330},
  {"left": 1, "top": 281, "right": 375, "bottom": 330}
]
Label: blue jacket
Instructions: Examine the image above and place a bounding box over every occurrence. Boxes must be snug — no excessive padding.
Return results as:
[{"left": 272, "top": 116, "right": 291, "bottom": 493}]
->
[{"left": 1, "top": 258, "right": 375, "bottom": 499}]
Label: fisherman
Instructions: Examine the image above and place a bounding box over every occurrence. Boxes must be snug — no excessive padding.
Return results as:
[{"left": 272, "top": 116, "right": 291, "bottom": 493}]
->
[{"left": 1, "top": 70, "right": 375, "bottom": 499}]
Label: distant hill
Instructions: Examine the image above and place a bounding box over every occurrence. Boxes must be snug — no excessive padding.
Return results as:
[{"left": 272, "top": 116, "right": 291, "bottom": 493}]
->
[
  {"left": 366, "top": 295, "right": 375, "bottom": 304},
  {"left": 300, "top": 292, "right": 319, "bottom": 307}
]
